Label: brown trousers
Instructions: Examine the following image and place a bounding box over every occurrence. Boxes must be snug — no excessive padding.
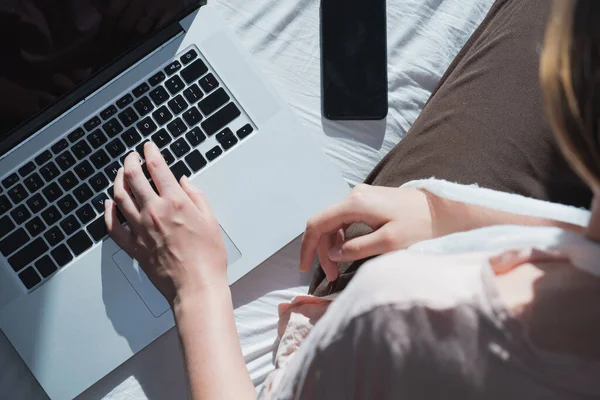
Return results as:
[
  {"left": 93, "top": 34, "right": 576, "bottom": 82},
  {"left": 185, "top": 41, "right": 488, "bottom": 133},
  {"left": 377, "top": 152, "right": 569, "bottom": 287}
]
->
[{"left": 309, "top": 0, "right": 592, "bottom": 296}]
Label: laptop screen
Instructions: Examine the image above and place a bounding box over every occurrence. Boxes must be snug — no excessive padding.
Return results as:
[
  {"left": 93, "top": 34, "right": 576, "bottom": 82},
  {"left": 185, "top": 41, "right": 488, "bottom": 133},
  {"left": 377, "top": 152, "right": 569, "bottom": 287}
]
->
[{"left": 0, "top": 0, "right": 201, "bottom": 149}]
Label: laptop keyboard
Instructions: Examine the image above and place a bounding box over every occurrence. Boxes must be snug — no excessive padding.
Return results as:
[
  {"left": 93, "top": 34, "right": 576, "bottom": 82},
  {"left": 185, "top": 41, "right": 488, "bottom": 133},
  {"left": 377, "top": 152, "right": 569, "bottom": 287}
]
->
[{"left": 0, "top": 46, "right": 256, "bottom": 291}]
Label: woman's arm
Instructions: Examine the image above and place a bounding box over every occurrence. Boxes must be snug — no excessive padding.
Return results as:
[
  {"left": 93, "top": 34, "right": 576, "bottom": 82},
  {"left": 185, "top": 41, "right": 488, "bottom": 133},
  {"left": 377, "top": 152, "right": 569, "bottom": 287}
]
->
[
  {"left": 105, "top": 142, "right": 255, "bottom": 400},
  {"left": 174, "top": 287, "right": 255, "bottom": 400},
  {"left": 300, "top": 184, "right": 583, "bottom": 281}
]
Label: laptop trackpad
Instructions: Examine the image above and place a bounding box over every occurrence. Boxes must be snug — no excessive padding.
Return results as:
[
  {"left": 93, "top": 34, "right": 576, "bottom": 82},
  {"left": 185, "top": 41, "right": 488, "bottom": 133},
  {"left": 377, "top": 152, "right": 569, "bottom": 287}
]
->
[{"left": 112, "top": 226, "right": 242, "bottom": 317}]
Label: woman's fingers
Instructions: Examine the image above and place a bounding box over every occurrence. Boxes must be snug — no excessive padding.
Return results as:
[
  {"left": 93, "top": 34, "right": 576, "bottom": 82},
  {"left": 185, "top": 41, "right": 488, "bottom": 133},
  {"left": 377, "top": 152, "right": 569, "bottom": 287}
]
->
[
  {"left": 105, "top": 199, "right": 135, "bottom": 254},
  {"left": 123, "top": 151, "right": 158, "bottom": 205},
  {"left": 317, "top": 232, "right": 338, "bottom": 281},
  {"left": 113, "top": 167, "right": 141, "bottom": 225},
  {"left": 144, "top": 142, "right": 180, "bottom": 196},
  {"left": 328, "top": 225, "right": 396, "bottom": 263},
  {"left": 299, "top": 191, "right": 379, "bottom": 273}
]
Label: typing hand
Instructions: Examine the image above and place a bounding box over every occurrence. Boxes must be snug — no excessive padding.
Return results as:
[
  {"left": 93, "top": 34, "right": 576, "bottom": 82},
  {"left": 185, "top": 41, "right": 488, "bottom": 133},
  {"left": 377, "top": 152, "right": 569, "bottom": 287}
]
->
[
  {"left": 105, "top": 142, "right": 227, "bottom": 305},
  {"left": 299, "top": 185, "right": 436, "bottom": 281}
]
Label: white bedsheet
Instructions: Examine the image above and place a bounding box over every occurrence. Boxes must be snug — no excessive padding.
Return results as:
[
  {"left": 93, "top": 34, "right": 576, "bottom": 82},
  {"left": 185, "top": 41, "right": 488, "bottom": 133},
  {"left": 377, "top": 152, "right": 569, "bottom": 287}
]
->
[{"left": 0, "top": 0, "right": 493, "bottom": 398}]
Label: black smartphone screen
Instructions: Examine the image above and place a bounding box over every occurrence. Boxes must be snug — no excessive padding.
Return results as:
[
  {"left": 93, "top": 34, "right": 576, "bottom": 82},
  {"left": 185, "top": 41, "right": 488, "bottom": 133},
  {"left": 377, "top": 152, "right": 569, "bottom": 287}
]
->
[{"left": 321, "top": 0, "right": 388, "bottom": 120}]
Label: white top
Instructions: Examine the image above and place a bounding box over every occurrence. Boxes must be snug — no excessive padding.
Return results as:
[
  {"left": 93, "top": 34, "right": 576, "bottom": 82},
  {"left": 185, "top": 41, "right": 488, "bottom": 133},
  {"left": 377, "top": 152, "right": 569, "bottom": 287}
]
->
[{"left": 259, "top": 180, "right": 600, "bottom": 399}]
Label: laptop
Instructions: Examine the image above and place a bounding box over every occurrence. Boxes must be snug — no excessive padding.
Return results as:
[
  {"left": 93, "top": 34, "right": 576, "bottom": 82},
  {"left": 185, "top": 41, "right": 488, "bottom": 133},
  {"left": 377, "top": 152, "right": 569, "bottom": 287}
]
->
[{"left": 0, "top": 2, "right": 349, "bottom": 399}]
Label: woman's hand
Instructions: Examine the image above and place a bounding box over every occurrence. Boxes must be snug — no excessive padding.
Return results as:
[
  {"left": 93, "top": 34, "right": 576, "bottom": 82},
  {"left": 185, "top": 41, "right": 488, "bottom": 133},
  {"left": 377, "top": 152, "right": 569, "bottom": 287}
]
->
[
  {"left": 105, "top": 141, "right": 227, "bottom": 305},
  {"left": 300, "top": 185, "right": 437, "bottom": 281}
]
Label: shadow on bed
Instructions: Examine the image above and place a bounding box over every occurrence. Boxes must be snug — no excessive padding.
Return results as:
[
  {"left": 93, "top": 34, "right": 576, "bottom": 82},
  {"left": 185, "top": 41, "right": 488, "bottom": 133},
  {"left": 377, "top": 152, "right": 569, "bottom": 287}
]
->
[
  {"left": 321, "top": 116, "right": 387, "bottom": 150},
  {"left": 79, "top": 237, "right": 309, "bottom": 399}
]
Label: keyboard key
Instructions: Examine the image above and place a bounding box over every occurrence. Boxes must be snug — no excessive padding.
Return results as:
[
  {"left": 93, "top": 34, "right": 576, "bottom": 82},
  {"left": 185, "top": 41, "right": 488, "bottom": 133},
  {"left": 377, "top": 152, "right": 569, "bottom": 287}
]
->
[
  {"left": 237, "top": 124, "right": 254, "bottom": 139},
  {"left": 67, "top": 230, "right": 93, "bottom": 256},
  {"left": 201, "top": 103, "right": 241, "bottom": 136},
  {"left": 60, "top": 215, "right": 81, "bottom": 235},
  {"left": 2, "top": 173, "right": 19, "bottom": 189},
  {"left": 151, "top": 129, "right": 172, "bottom": 148},
  {"left": 165, "top": 60, "right": 182, "bottom": 75},
  {"left": 51, "top": 244, "right": 73, "bottom": 267},
  {"left": 11, "top": 205, "right": 31, "bottom": 224},
  {"left": 40, "top": 162, "right": 60, "bottom": 182},
  {"left": 9, "top": 238, "right": 48, "bottom": 272},
  {"left": 100, "top": 105, "right": 118, "bottom": 121},
  {"left": 73, "top": 183, "right": 93, "bottom": 203},
  {"left": 122, "top": 127, "right": 142, "bottom": 147},
  {"left": 116, "top": 93, "right": 134, "bottom": 109},
  {"left": 165, "top": 75, "right": 185, "bottom": 95},
  {"left": 8, "top": 184, "right": 28, "bottom": 204},
  {"left": 153, "top": 106, "right": 173, "bottom": 126},
  {"left": 71, "top": 140, "right": 92, "bottom": 160},
  {"left": 149, "top": 86, "right": 169, "bottom": 106},
  {"left": 206, "top": 146, "right": 223, "bottom": 161},
  {"left": 87, "top": 130, "right": 108, "bottom": 149},
  {"left": 74, "top": 160, "right": 95, "bottom": 180},
  {"left": 41, "top": 205, "right": 61, "bottom": 226},
  {"left": 0, "top": 195, "right": 11, "bottom": 216},
  {"left": 137, "top": 117, "right": 158, "bottom": 136},
  {"left": 102, "top": 118, "right": 124, "bottom": 138},
  {"left": 167, "top": 95, "right": 188, "bottom": 115},
  {"left": 199, "top": 88, "right": 230, "bottom": 116},
  {"left": 217, "top": 131, "right": 238, "bottom": 151},
  {"left": 25, "top": 217, "right": 45, "bottom": 237},
  {"left": 90, "top": 172, "right": 109, "bottom": 193},
  {"left": 35, "top": 150, "right": 52, "bottom": 166},
  {"left": 44, "top": 226, "right": 64, "bottom": 247},
  {"left": 42, "top": 183, "right": 63, "bottom": 203},
  {"left": 134, "top": 96, "right": 155, "bottom": 116},
  {"left": 181, "top": 49, "right": 198, "bottom": 65},
  {"left": 57, "top": 194, "right": 78, "bottom": 215},
  {"left": 51, "top": 139, "right": 69, "bottom": 154},
  {"left": 87, "top": 217, "right": 108, "bottom": 242},
  {"left": 36, "top": 255, "right": 57, "bottom": 278},
  {"left": 56, "top": 151, "right": 76, "bottom": 171},
  {"left": 18, "top": 162, "right": 36, "bottom": 177},
  {"left": 84, "top": 116, "right": 102, "bottom": 132},
  {"left": 170, "top": 138, "right": 191, "bottom": 158},
  {"left": 76, "top": 204, "right": 96, "bottom": 224},
  {"left": 133, "top": 82, "right": 150, "bottom": 98},
  {"left": 92, "top": 193, "right": 108, "bottom": 213},
  {"left": 26, "top": 194, "right": 47, "bottom": 214},
  {"left": 183, "top": 84, "right": 204, "bottom": 104},
  {"left": 68, "top": 127, "right": 86, "bottom": 143},
  {"left": 170, "top": 161, "right": 191, "bottom": 181},
  {"left": 107, "top": 138, "right": 127, "bottom": 158},
  {"left": 118, "top": 107, "right": 139, "bottom": 127},
  {"left": 135, "top": 143, "right": 148, "bottom": 160},
  {"left": 149, "top": 71, "right": 166, "bottom": 86},
  {"left": 181, "top": 59, "right": 208, "bottom": 84},
  {"left": 90, "top": 149, "right": 111, "bottom": 169},
  {"left": 0, "top": 216, "right": 15, "bottom": 239},
  {"left": 167, "top": 118, "right": 187, "bottom": 137},
  {"left": 182, "top": 107, "right": 203, "bottom": 127},
  {"left": 0, "top": 228, "right": 29, "bottom": 256},
  {"left": 199, "top": 73, "right": 219, "bottom": 94},
  {"left": 161, "top": 149, "right": 175, "bottom": 165},
  {"left": 185, "top": 150, "right": 207, "bottom": 172},
  {"left": 104, "top": 162, "right": 121, "bottom": 182},
  {"left": 24, "top": 173, "right": 44, "bottom": 193},
  {"left": 107, "top": 185, "right": 114, "bottom": 199},
  {"left": 186, "top": 127, "right": 206, "bottom": 147},
  {"left": 19, "top": 267, "right": 41, "bottom": 290},
  {"left": 58, "top": 171, "right": 79, "bottom": 191}
]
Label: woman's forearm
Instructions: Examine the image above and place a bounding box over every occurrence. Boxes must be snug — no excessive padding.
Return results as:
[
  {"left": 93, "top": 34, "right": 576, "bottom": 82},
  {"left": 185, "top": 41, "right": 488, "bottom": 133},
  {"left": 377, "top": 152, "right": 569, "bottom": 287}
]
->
[
  {"left": 429, "top": 192, "right": 584, "bottom": 238},
  {"left": 174, "top": 284, "right": 256, "bottom": 400}
]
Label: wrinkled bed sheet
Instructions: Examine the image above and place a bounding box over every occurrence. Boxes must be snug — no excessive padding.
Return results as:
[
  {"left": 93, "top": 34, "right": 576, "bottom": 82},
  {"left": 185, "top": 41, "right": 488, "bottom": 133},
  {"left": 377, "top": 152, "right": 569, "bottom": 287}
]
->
[{"left": 0, "top": 0, "right": 493, "bottom": 398}]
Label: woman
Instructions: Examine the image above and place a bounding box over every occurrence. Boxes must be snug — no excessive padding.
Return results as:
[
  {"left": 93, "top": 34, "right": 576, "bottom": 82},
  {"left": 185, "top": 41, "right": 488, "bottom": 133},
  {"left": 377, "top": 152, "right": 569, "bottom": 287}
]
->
[{"left": 105, "top": 0, "right": 600, "bottom": 398}]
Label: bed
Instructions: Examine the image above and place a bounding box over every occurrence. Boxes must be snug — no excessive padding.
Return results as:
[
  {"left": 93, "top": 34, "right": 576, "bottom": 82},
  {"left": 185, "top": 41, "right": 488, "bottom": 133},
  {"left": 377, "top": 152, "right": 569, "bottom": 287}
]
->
[{"left": 0, "top": 0, "right": 493, "bottom": 398}]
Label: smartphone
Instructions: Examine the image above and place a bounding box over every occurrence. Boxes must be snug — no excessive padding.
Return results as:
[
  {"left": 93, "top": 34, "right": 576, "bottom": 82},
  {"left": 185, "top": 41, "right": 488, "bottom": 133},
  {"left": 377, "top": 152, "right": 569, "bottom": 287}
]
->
[{"left": 320, "top": 0, "right": 388, "bottom": 120}]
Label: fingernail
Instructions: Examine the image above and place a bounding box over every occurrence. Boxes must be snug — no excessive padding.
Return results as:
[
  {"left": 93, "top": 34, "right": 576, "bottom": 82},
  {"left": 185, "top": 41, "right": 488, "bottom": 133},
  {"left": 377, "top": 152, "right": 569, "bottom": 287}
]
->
[{"left": 329, "top": 246, "right": 343, "bottom": 261}]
